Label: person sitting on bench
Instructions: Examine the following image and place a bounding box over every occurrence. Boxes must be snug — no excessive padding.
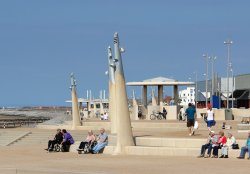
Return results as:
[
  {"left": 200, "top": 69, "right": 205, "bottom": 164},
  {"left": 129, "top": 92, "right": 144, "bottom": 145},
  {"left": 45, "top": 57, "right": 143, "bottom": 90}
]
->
[
  {"left": 45, "top": 128, "right": 63, "bottom": 152},
  {"left": 61, "top": 129, "right": 74, "bottom": 152},
  {"left": 91, "top": 128, "right": 108, "bottom": 154}
]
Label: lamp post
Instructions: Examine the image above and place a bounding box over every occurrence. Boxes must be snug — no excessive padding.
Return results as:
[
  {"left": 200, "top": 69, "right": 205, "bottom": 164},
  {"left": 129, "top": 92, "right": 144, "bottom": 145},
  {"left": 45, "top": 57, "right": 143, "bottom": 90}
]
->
[
  {"left": 229, "top": 62, "right": 234, "bottom": 108},
  {"left": 210, "top": 56, "right": 217, "bottom": 106},
  {"left": 203, "top": 54, "right": 209, "bottom": 107},
  {"left": 194, "top": 72, "right": 198, "bottom": 108},
  {"left": 224, "top": 39, "right": 233, "bottom": 109}
]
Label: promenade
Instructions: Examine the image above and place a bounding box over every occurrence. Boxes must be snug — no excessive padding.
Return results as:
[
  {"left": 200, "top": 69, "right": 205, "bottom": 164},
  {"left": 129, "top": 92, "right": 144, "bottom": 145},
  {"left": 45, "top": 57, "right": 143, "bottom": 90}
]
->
[
  {"left": 0, "top": 144, "right": 249, "bottom": 174},
  {"left": 0, "top": 119, "right": 249, "bottom": 173}
]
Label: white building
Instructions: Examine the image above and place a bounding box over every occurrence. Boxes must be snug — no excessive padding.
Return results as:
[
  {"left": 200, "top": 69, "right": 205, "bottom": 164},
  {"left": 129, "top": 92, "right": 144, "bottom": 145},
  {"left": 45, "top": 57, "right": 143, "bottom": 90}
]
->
[{"left": 179, "top": 87, "right": 195, "bottom": 106}]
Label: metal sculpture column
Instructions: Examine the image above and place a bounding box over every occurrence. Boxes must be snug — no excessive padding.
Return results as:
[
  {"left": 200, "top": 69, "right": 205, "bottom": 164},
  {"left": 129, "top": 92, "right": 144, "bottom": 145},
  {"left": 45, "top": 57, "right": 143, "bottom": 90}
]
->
[
  {"left": 113, "top": 32, "right": 135, "bottom": 154},
  {"left": 108, "top": 46, "right": 117, "bottom": 134},
  {"left": 70, "top": 73, "right": 81, "bottom": 130}
]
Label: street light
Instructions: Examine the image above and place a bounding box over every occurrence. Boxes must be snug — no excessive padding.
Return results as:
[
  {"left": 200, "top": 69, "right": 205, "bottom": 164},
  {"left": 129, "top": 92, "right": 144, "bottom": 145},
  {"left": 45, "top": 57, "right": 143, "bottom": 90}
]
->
[
  {"left": 229, "top": 62, "right": 234, "bottom": 108},
  {"left": 210, "top": 56, "right": 217, "bottom": 106},
  {"left": 194, "top": 71, "right": 198, "bottom": 108},
  {"left": 203, "top": 54, "right": 209, "bottom": 107},
  {"left": 224, "top": 39, "right": 233, "bottom": 109}
]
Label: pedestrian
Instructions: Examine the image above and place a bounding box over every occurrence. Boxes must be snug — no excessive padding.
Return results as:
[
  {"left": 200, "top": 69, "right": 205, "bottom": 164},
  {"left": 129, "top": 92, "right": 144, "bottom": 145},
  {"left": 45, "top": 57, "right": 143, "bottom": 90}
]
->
[
  {"left": 206, "top": 104, "right": 214, "bottom": 132},
  {"left": 162, "top": 107, "right": 167, "bottom": 119},
  {"left": 185, "top": 103, "right": 197, "bottom": 136}
]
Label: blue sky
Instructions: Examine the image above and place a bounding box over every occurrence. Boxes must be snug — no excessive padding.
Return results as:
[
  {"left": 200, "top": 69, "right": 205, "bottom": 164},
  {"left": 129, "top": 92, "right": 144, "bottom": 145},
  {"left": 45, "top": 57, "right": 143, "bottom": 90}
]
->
[{"left": 0, "top": 0, "right": 249, "bottom": 106}]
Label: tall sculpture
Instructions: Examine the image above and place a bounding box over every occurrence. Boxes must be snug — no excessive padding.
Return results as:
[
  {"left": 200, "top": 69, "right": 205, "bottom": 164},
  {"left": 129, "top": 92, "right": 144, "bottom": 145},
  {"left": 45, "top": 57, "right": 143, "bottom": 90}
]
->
[
  {"left": 132, "top": 90, "right": 138, "bottom": 106},
  {"left": 108, "top": 46, "right": 117, "bottom": 133},
  {"left": 151, "top": 89, "right": 157, "bottom": 106},
  {"left": 108, "top": 32, "right": 135, "bottom": 154},
  {"left": 70, "top": 73, "right": 81, "bottom": 129}
]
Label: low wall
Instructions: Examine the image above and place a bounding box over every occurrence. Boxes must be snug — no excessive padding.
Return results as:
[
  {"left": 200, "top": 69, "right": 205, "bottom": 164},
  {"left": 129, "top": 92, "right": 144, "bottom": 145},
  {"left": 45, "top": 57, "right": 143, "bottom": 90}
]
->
[
  {"left": 164, "top": 106, "right": 177, "bottom": 120},
  {"left": 145, "top": 105, "right": 177, "bottom": 120},
  {"left": 214, "top": 109, "right": 226, "bottom": 120},
  {"left": 147, "top": 105, "right": 160, "bottom": 120},
  {"left": 196, "top": 108, "right": 206, "bottom": 119},
  {"left": 232, "top": 108, "right": 250, "bottom": 121},
  {"left": 197, "top": 108, "right": 225, "bottom": 120}
]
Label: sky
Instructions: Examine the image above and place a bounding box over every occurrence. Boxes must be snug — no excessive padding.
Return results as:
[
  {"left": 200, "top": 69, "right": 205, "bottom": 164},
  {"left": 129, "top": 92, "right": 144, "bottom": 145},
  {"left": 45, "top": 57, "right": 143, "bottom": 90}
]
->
[{"left": 0, "top": 0, "right": 249, "bottom": 107}]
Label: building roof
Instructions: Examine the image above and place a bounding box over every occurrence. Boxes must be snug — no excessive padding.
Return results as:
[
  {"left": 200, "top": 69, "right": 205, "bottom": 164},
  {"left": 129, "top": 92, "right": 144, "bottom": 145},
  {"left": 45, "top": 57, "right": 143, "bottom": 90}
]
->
[
  {"left": 127, "top": 76, "right": 194, "bottom": 86},
  {"left": 143, "top": 76, "right": 176, "bottom": 82},
  {"left": 197, "top": 91, "right": 206, "bottom": 101},
  {"left": 65, "top": 98, "right": 109, "bottom": 103},
  {"left": 232, "top": 89, "right": 250, "bottom": 99}
]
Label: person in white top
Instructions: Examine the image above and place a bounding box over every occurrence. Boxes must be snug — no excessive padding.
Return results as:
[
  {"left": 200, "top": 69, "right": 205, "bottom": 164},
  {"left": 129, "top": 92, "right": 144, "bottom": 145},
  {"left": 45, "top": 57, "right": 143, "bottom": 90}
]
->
[
  {"left": 178, "top": 106, "right": 186, "bottom": 121},
  {"left": 206, "top": 104, "right": 214, "bottom": 131},
  {"left": 220, "top": 132, "right": 236, "bottom": 158},
  {"left": 103, "top": 112, "right": 108, "bottom": 120}
]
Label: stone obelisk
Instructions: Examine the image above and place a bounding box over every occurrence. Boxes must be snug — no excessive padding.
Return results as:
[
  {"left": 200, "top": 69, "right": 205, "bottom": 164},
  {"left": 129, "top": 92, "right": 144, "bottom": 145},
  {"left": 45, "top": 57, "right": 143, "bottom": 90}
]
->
[
  {"left": 132, "top": 90, "right": 138, "bottom": 106},
  {"left": 113, "top": 32, "right": 135, "bottom": 154},
  {"left": 70, "top": 73, "right": 81, "bottom": 130},
  {"left": 152, "top": 89, "right": 157, "bottom": 106},
  {"left": 108, "top": 46, "right": 117, "bottom": 134}
]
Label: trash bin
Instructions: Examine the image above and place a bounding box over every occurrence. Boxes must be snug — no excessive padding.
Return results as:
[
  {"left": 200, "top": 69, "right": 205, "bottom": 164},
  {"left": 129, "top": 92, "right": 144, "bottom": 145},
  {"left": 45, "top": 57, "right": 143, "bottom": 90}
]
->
[{"left": 225, "top": 109, "right": 233, "bottom": 120}]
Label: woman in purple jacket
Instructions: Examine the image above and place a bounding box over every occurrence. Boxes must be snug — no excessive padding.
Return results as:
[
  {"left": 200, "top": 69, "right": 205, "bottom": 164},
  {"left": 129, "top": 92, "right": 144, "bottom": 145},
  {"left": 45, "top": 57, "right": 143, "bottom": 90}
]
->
[{"left": 61, "top": 129, "right": 74, "bottom": 152}]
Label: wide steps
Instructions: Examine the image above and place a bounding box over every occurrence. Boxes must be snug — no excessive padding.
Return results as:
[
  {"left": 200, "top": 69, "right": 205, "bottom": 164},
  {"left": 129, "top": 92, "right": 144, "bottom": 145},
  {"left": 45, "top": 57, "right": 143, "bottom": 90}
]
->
[
  {"left": 0, "top": 131, "right": 30, "bottom": 146},
  {"left": 135, "top": 137, "right": 246, "bottom": 148},
  {"left": 79, "top": 120, "right": 235, "bottom": 131},
  {"left": 11, "top": 131, "right": 87, "bottom": 146},
  {"left": 103, "top": 146, "right": 241, "bottom": 158},
  {"left": 108, "top": 135, "right": 246, "bottom": 148}
]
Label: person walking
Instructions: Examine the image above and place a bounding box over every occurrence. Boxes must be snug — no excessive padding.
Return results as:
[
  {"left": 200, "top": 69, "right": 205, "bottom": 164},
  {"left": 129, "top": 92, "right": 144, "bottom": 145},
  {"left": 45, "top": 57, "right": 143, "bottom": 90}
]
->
[
  {"left": 162, "top": 107, "right": 167, "bottom": 119},
  {"left": 185, "top": 103, "right": 197, "bottom": 136},
  {"left": 206, "top": 104, "right": 214, "bottom": 131}
]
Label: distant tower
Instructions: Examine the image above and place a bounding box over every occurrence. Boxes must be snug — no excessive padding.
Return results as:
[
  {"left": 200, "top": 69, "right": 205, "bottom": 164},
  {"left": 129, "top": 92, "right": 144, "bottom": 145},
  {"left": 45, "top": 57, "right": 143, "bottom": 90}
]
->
[{"left": 70, "top": 73, "right": 81, "bottom": 129}]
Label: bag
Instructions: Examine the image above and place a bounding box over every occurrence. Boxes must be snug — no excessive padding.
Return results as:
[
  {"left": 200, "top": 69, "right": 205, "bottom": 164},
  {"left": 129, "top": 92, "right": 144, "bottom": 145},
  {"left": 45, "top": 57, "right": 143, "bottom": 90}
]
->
[
  {"left": 213, "top": 120, "right": 216, "bottom": 126},
  {"left": 194, "top": 121, "right": 199, "bottom": 130},
  {"left": 232, "top": 144, "right": 239, "bottom": 149}
]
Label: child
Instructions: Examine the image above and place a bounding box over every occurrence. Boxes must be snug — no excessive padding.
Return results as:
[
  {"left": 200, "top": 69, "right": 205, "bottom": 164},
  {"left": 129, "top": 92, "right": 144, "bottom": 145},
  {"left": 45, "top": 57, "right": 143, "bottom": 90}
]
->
[{"left": 222, "top": 122, "right": 226, "bottom": 129}]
